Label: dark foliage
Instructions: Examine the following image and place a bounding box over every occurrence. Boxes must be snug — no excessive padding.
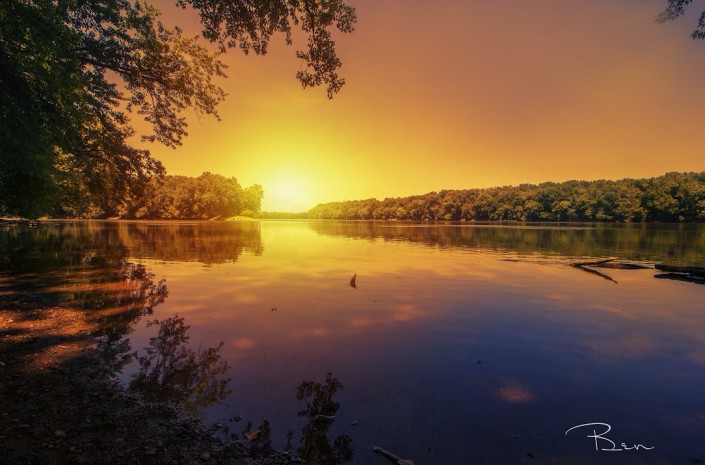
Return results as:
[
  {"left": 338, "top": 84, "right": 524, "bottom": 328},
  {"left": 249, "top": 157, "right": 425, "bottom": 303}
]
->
[
  {"left": 48, "top": 171, "right": 263, "bottom": 219},
  {"left": 657, "top": 0, "right": 705, "bottom": 39},
  {"left": 1, "top": 0, "right": 354, "bottom": 218}
]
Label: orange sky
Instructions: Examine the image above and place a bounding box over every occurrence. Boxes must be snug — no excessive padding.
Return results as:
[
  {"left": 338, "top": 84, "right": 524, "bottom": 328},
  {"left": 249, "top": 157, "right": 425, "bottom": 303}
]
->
[{"left": 146, "top": 0, "right": 705, "bottom": 212}]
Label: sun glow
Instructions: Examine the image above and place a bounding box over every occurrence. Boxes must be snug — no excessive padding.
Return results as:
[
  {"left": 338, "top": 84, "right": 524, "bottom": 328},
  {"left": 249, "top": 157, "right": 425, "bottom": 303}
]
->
[
  {"left": 145, "top": 1, "right": 705, "bottom": 212},
  {"left": 261, "top": 172, "right": 315, "bottom": 212}
]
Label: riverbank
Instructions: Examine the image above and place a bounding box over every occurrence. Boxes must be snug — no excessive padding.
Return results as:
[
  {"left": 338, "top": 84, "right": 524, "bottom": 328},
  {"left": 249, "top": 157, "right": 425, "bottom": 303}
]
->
[{"left": 0, "top": 282, "right": 303, "bottom": 465}]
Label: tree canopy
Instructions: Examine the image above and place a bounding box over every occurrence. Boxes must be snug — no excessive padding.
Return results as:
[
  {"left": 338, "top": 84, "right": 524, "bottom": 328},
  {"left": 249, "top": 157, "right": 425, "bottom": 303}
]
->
[
  {"left": 125, "top": 172, "right": 264, "bottom": 220},
  {"left": 1, "top": 0, "right": 356, "bottom": 218},
  {"left": 49, "top": 170, "right": 263, "bottom": 219},
  {"left": 302, "top": 172, "right": 705, "bottom": 223},
  {"left": 657, "top": 0, "right": 705, "bottom": 39}
]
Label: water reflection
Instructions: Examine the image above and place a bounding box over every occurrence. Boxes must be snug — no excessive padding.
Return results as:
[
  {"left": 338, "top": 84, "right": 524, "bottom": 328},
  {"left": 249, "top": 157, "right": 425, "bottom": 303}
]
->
[
  {"left": 113, "top": 221, "right": 263, "bottom": 264},
  {"left": 129, "top": 315, "right": 231, "bottom": 415},
  {"left": 94, "top": 262, "right": 167, "bottom": 373},
  {"left": 309, "top": 221, "right": 705, "bottom": 265},
  {"left": 0, "top": 220, "right": 263, "bottom": 273},
  {"left": 223, "top": 373, "right": 353, "bottom": 465},
  {"left": 0, "top": 220, "right": 261, "bottom": 369},
  {"left": 3, "top": 220, "right": 705, "bottom": 464},
  {"left": 0, "top": 222, "right": 237, "bottom": 416},
  {"left": 296, "top": 373, "right": 353, "bottom": 465}
]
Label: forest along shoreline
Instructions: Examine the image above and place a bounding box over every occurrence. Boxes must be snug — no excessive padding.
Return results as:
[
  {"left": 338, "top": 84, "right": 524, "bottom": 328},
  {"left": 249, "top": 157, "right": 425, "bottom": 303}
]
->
[{"left": 0, "top": 278, "right": 303, "bottom": 464}]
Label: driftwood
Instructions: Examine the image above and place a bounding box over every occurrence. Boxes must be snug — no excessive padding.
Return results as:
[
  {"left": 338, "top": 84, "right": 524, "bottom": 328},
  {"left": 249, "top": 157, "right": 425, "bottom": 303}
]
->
[
  {"left": 655, "top": 264, "right": 705, "bottom": 278},
  {"left": 597, "top": 262, "right": 649, "bottom": 270},
  {"left": 654, "top": 264, "right": 705, "bottom": 285},
  {"left": 572, "top": 258, "right": 649, "bottom": 270},
  {"left": 373, "top": 447, "right": 415, "bottom": 465},
  {"left": 571, "top": 259, "right": 618, "bottom": 284},
  {"left": 570, "top": 258, "right": 653, "bottom": 284},
  {"left": 571, "top": 264, "right": 618, "bottom": 284},
  {"left": 655, "top": 273, "right": 705, "bottom": 285},
  {"left": 571, "top": 258, "right": 616, "bottom": 267}
]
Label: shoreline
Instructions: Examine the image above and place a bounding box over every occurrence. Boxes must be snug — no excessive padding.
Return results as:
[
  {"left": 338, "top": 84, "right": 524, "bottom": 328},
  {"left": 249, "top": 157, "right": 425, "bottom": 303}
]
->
[
  {"left": 5, "top": 217, "right": 705, "bottom": 225},
  {"left": 0, "top": 283, "right": 303, "bottom": 465}
]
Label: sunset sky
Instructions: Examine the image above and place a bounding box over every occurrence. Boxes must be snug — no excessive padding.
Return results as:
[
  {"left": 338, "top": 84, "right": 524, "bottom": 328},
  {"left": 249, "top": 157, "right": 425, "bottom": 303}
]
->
[{"left": 147, "top": 0, "right": 705, "bottom": 212}]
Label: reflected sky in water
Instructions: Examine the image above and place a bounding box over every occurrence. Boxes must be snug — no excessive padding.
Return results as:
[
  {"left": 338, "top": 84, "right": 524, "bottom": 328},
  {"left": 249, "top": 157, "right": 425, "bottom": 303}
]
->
[
  {"left": 121, "top": 221, "right": 705, "bottom": 465},
  {"left": 2, "top": 220, "right": 704, "bottom": 464}
]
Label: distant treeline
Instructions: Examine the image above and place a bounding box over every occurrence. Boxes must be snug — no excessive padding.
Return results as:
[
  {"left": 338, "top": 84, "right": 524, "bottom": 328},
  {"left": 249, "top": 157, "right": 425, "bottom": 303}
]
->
[
  {"left": 296, "top": 172, "right": 705, "bottom": 222},
  {"left": 257, "top": 211, "right": 309, "bottom": 220},
  {"left": 52, "top": 172, "right": 263, "bottom": 220}
]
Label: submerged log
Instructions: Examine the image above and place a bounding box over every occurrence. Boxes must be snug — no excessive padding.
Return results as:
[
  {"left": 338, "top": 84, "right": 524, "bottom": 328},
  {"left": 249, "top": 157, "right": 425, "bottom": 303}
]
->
[{"left": 655, "top": 264, "right": 705, "bottom": 278}]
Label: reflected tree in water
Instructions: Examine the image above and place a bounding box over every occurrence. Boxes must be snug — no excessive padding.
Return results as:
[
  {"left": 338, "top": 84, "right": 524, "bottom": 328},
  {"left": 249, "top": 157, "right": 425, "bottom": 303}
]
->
[
  {"left": 296, "top": 373, "right": 353, "bottom": 465},
  {"left": 0, "top": 221, "right": 263, "bottom": 273},
  {"left": 310, "top": 221, "right": 705, "bottom": 267},
  {"left": 227, "top": 374, "right": 352, "bottom": 463},
  {"left": 130, "top": 315, "right": 231, "bottom": 415},
  {"left": 95, "top": 261, "right": 169, "bottom": 373},
  {"left": 0, "top": 222, "right": 256, "bottom": 414},
  {"left": 116, "top": 221, "right": 264, "bottom": 264}
]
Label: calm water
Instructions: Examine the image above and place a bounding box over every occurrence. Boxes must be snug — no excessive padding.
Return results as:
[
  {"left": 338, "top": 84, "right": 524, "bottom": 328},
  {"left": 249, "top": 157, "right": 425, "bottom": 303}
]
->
[{"left": 2, "top": 220, "right": 705, "bottom": 465}]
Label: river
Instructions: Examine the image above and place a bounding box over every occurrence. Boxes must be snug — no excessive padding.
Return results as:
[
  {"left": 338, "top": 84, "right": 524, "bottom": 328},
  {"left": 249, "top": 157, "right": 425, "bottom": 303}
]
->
[{"left": 2, "top": 220, "right": 704, "bottom": 465}]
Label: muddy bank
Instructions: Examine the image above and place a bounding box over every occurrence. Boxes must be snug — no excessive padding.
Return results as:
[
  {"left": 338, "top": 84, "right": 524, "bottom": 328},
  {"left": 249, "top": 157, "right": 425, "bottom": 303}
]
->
[{"left": 0, "top": 285, "right": 303, "bottom": 465}]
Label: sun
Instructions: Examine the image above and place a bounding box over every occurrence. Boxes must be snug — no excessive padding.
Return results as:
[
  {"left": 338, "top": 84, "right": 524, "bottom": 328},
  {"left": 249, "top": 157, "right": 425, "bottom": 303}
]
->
[
  {"left": 275, "top": 177, "right": 302, "bottom": 199},
  {"left": 262, "top": 173, "right": 315, "bottom": 212}
]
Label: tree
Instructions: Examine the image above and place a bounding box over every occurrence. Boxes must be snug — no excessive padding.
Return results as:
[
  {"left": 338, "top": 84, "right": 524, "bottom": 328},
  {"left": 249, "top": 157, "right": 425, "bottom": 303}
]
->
[
  {"left": 242, "top": 184, "right": 265, "bottom": 216},
  {"left": 179, "top": 0, "right": 356, "bottom": 97},
  {"left": 657, "top": 0, "right": 705, "bottom": 39},
  {"left": 117, "top": 172, "right": 263, "bottom": 219},
  {"left": 1, "top": 0, "right": 356, "bottom": 218},
  {"left": 302, "top": 173, "right": 705, "bottom": 223}
]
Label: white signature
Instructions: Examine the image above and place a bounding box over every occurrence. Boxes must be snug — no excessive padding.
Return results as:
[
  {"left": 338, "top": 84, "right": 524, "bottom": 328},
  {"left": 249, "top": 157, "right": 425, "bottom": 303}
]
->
[{"left": 565, "top": 422, "right": 655, "bottom": 452}]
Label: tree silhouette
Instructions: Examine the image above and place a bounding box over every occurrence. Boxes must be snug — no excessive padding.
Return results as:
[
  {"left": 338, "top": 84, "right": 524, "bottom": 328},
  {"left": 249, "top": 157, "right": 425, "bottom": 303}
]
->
[
  {"left": 0, "top": 0, "right": 355, "bottom": 218},
  {"left": 657, "top": 0, "right": 705, "bottom": 39}
]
